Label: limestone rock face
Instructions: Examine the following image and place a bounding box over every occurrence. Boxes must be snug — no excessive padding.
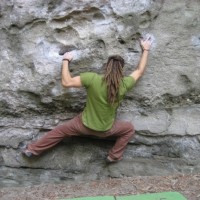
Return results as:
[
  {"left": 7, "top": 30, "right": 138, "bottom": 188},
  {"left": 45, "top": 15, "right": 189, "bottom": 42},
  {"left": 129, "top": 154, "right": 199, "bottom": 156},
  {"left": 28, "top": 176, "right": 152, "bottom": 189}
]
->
[{"left": 0, "top": 0, "right": 200, "bottom": 187}]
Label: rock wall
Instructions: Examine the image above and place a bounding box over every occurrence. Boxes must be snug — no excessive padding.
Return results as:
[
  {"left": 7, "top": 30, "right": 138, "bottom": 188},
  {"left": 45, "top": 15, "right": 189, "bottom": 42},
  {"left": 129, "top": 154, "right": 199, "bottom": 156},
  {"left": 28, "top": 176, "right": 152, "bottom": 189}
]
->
[{"left": 0, "top": 0, "right": 200, "bottom": 187}]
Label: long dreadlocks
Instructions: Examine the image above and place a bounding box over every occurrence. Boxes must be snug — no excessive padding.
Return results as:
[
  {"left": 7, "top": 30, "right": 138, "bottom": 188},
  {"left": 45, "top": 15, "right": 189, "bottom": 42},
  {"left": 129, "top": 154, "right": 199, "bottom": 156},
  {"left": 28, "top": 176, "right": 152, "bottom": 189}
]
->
[{"left": 103, "top": 55, "right": 125, "bottom": 104}]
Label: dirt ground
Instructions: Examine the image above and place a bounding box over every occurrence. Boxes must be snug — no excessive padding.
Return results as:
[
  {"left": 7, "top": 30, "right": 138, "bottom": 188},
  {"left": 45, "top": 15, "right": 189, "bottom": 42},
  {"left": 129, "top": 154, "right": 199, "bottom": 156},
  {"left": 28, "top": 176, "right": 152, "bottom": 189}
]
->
[{"left": 0, "top": 174, "right": 200, "bottom": 200}]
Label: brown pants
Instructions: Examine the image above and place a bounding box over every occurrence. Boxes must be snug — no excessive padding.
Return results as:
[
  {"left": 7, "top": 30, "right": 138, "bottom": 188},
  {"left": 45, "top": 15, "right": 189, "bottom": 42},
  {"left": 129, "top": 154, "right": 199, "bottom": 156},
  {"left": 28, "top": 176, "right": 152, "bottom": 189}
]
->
[{"left": 27, "top": 114, "right": 135, "bottom": 161}]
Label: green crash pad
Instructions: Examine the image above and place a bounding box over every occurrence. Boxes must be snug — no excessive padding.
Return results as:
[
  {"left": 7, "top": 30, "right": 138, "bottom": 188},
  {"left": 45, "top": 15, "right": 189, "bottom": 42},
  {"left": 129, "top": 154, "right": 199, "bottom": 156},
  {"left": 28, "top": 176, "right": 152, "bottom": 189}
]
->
[
  {"left": 60, "top": 192, "right": 187, "bottom": 200},
  {"left": 60, "top": 197, "right": 114, "bottom": 200},
  {"left": 117, "top": 192, "right": 187, "bottom": 200}
]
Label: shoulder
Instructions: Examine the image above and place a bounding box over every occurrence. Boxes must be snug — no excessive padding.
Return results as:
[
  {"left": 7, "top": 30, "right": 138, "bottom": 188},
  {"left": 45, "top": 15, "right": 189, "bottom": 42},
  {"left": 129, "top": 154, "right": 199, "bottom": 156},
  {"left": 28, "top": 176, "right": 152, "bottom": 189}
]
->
[
  {"left": 80, "top": 72, "right": 99, "bottom": 87},
  {"left": 123, "top": 76, "right": 136, "bottom": 83},
  {"left": 80, "top": 72, "right": 97, "bottom": 78},
  {"left": 122, "top": 76, "right": 136, "bottom": 90}
]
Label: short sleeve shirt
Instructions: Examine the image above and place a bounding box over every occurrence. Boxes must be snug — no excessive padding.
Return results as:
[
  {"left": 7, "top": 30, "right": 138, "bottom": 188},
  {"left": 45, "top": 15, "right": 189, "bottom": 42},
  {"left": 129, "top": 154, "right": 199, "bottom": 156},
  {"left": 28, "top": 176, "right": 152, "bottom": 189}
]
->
[{"left": 80, "top": 72, "right": 135, "bottom": 131}]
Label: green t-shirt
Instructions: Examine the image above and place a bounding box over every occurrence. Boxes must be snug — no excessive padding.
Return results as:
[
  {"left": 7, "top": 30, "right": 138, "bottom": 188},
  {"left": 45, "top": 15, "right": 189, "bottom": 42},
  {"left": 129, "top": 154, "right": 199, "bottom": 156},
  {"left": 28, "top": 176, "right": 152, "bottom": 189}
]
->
[{"left": 80, "top": 72, "right": 135, "bottom": 131}]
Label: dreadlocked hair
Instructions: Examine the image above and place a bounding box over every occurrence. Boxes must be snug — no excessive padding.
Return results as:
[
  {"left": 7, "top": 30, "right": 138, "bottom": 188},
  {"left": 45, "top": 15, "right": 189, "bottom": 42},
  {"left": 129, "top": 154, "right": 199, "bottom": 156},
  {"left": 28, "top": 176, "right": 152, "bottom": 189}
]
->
[{"left": 103, "top": 55, "right": 125, "bottom": 105}]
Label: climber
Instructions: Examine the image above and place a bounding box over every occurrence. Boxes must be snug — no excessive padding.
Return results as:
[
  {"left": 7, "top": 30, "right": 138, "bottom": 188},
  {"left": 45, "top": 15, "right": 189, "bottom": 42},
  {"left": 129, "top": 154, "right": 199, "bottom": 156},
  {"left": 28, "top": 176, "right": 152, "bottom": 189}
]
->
[{"left": 22, "top": 36, "right": 152, "bottom": 163}]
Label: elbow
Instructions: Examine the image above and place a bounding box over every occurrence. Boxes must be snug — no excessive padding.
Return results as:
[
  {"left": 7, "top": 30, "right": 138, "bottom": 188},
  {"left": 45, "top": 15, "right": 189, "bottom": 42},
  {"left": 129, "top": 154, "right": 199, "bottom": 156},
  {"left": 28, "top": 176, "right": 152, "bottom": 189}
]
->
[
  {"left": 61, "top": 79, "right": 71, "bottom": 88},
  {"left": 137, "top": 70, "right": 145, "bottom": 79},
  {"left": 131, "top": 69, "right": 145, "bottom": 82},
  {"left": 139, "top": 70, "right": 145, "bottom": 77}
]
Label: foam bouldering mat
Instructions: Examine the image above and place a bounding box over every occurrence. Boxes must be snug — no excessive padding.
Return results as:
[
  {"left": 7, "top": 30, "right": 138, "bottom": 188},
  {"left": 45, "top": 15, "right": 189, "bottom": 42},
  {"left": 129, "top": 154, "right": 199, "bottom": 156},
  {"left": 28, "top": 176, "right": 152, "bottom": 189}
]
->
[
  {"left": 116, "top": 192, "right": 187, "bottom": 200},
  {"left": 59, "top": 192, "right": 187, "bottom": 200},
  {"left": 59, "top": 197, "right": 114, "bottom": 200}
]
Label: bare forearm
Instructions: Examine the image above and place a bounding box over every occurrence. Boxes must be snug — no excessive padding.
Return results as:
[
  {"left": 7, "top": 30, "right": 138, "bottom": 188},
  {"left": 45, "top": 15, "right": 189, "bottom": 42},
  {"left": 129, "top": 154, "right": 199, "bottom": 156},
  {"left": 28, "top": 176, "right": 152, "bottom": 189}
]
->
[
  {"left": 130, "top": 49, "right": 150, "bottom": 81},
  {"left": 61, "top": 59, "right": 82, "bottom": 88},
  {"left": 61, "top": 60, "right": 71, "bottom": 86},
  {"left": 137, "top": 50, "right": 149, "bottom": 74}
]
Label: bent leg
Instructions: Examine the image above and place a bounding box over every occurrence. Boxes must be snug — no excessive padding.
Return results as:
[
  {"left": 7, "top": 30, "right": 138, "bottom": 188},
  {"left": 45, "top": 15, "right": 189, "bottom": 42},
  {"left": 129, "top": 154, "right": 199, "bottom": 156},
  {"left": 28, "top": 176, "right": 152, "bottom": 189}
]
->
[
  {"left": 27, "top": 115, "right": 83, "bottom": 155},
  {"left": 106, "top": 121, "right": 135, "bottom": 161}
]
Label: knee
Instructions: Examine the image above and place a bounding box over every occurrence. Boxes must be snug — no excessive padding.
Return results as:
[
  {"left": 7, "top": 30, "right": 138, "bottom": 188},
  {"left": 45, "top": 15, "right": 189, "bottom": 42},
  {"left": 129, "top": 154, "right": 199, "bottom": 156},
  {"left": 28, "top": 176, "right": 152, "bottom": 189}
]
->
[{"left": 126, "top": 122, "right": 135, "bottom": 138}]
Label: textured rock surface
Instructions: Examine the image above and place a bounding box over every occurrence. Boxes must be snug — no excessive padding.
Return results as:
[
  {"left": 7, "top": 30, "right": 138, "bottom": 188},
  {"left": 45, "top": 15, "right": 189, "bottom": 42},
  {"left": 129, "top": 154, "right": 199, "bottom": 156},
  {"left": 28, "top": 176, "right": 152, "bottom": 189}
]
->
[{"left": 0, "top": 0, "right": 200, "bottom": 187}]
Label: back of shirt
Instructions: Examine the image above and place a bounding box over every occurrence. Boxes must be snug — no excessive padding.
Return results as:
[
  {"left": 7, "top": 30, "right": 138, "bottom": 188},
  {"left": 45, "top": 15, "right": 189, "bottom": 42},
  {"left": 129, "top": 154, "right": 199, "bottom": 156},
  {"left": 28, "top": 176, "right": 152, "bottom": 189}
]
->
[{"left": 80, "top": 72, "right": 135, "bottom": 131}]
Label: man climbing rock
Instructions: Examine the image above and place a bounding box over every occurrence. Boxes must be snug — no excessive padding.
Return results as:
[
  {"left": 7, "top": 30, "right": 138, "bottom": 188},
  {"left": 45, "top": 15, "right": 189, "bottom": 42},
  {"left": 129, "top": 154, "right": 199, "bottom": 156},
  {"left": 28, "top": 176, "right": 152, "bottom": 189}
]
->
[{"left": 22, "top": 37, "right": 152, "bottom": 163}]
